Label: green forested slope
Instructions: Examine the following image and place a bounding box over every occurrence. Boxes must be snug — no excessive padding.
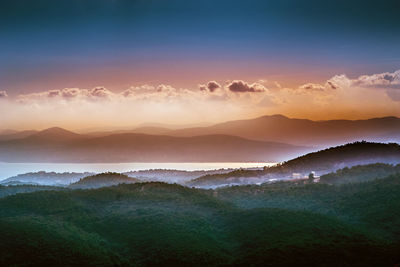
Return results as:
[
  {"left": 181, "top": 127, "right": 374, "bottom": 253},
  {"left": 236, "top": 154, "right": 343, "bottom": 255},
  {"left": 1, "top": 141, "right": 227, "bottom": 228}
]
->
[{"left": 0, "top": 173, "right": 400, "bottom": 266}]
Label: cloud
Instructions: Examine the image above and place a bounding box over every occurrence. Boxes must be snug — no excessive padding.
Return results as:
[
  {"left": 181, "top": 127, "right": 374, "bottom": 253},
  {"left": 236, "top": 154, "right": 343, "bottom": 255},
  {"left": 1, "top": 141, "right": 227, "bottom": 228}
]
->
[
  {"left": 351, "top": 70, "right": 400, "bottom": 88},
  {"left": 17, "top": 87, "right": 115, "bottom": 102},
  {"left": 326, "top": 81, "right": 338, "bottom": 90},
  {"left": 2, "top": 70, "right": 400, "bottom": 130},
  {"left": 323, "top": 70, "right": 400, "bottom": 102},
  {"left": 89, "top": 87, "right": 113, "bottom": 98},
  {"left": 227, "top": 80, "right": 266, "bottom": 93},
  {"left": 156, "top": 84, "right": 176, "bottom": 93},
  {"left": 2, "top": 84, "right": 243, "bottom": 130},
  {"left": 274, "top": 81, "right": 282, "bottom": 89},
  {"left": 121, "top": 84, "right": 207, "bottom": 103},
  {"left": 121, "top": 85, "right": 155, "bottom": 97},
  {"left": 199, "top": 81, "right": 221, "bottom": 92},
  {"left": 298, "top": 83, "right": 325, "bottom": 91},
  {"left": 297, "top": 79, "right": 339, "bottom": 93},
  {"left": 47, "top": 90, "right": 61, "bottom": 97},
  {"left": 350, "top": 70, "right": 400, "bottom": 101},
  {"left": 16, "top": 84, "right": 203, "bottom": 105},
  {"left": 0, "top": 90, "right": 8, "bottom": 98},
  {"left": 61, "top": 88, "right": 80, "bottom": 98}
]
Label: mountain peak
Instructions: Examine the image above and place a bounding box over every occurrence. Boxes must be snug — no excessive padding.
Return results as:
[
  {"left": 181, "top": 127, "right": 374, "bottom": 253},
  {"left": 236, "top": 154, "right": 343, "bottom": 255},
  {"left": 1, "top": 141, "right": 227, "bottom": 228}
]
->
[{"left": 31, "top": 127, "right": 83, "bottom": 140}]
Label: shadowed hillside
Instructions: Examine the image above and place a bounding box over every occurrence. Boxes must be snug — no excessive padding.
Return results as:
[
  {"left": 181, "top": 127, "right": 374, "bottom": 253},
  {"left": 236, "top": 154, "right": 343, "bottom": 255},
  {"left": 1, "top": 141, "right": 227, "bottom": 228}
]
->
[{"left": 189, "top": 141, "right": 400, "bottom": 187}]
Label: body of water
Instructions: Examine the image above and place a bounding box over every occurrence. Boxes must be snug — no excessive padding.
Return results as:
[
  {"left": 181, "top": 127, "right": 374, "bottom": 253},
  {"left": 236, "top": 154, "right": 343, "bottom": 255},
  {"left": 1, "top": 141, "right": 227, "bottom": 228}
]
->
[{"left": 0, "top": 162, "right": 275, "bottom": 181}]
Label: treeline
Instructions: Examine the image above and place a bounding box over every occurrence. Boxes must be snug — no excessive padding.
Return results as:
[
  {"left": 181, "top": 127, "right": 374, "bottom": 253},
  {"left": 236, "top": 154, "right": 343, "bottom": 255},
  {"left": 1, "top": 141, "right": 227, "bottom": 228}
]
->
[
  {"left": 0, "top": 184, "right": 65, "bottom": 198},
  {"left": 69, "top": 172, "right": 140, "bottom": 189},
  {"left": 1, "top": 171, "right": 92, "bottom": 186},
  {"left": 320, "top": 163, "right": 400, "bottom": 184}
]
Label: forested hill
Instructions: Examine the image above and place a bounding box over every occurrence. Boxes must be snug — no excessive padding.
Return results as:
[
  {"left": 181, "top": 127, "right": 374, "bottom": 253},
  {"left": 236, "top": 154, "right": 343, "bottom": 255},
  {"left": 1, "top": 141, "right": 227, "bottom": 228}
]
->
[
  {"left": 69, "top": 173, "right": 140, "bottom": 189},
  {"left": 319, "top": 163, "right": 400, "bottom": 184},
  {"left": 1, "top": 174, "right": 400, "bottom": 266},
  {"left": 189, "top": 141, "right": 400, "bottom": 187},
  {"left": 275, "top": 141, "right": 400, "bottom": 172},
  {"left": 1, "top": 171, "right": 93, "bottom": 186}
]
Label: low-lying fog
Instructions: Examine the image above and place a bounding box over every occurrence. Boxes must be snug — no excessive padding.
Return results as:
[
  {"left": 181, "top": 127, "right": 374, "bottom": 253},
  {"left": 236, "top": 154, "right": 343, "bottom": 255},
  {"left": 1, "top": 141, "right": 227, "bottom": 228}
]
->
[{"left": 0, "top": 162, "right": 275, "bottom": 183}]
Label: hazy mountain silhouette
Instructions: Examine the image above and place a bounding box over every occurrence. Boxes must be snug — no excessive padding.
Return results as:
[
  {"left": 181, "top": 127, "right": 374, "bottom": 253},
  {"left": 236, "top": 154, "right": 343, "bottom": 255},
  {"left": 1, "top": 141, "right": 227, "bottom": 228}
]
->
[
  {"left": 2, "top": 115, "right": 399, "bottom": 147},
  {"left": 87, "top": 126, "right": 172, "bottom": 137},
  {"left": 25, "top": 127, "right": 84, "bottom": 141},
  {"left": 170, "top": 115, "right": 400, "bottom": 146},
  {"left": 0, "top": 128, "right": 308, "bottom": 163},
  {"left": 0, "top": 130, "right": 38, "bottom": 141}
]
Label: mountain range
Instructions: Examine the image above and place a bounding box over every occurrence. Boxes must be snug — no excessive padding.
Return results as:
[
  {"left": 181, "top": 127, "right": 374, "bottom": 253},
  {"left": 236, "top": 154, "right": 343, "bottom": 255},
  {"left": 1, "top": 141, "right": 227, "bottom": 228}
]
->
[
  {"left": 80, "top": 115, "right": 400, "bottom": 146},
  {"left": 1, "top": 114, "right": 399, "bottom": 163},
  {"left": 168, "top": 115, "right": 400, "bottom": 146},
  {"left": 0, "top": 127, "right": 308, "bottom": 163}
]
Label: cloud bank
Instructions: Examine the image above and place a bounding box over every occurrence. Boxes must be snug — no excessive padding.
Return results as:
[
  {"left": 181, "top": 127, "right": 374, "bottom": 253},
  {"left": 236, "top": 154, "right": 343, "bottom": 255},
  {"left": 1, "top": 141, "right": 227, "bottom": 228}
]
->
[{"left": 1, "top": 70, "right": 400, "bottom": 130}]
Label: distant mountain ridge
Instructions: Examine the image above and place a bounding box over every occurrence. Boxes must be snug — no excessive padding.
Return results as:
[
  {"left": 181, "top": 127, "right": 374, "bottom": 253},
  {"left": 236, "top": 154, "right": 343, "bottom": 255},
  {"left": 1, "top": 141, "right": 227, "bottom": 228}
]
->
[
  {"left": 0, "top": 130, "right": 38, "bottom": 141},
  {"left": 25, "top": 127, "right": 85, "bottom": 141},
  {"left": 0, "top": 128, "right": 308, "bottom": 163},
  {"left": 2, "top": 115, "right": 400, "bottom": 147},
  {"left": 170, "top": 115, "right": 400, "bottom": 146}
]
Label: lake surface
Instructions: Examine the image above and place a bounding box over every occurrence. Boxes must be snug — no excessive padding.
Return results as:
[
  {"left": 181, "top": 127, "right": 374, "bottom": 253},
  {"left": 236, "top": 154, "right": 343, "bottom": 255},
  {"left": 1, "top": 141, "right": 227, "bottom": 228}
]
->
[{"left": 0, "top": 162, "right": 275, "bottom": 180}]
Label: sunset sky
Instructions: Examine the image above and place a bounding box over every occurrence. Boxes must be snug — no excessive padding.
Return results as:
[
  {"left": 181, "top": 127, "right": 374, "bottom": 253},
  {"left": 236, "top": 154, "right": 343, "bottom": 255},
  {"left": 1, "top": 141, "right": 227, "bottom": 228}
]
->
[{"left": 1, "top": 0, "right": 400, "bottom": 130}]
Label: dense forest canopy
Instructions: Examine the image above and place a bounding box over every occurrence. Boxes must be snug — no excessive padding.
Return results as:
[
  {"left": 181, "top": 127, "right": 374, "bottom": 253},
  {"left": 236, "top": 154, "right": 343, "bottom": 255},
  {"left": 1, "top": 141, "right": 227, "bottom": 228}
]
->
[{"left": 1, "top": 167, "right": 400, "bottom": 266}]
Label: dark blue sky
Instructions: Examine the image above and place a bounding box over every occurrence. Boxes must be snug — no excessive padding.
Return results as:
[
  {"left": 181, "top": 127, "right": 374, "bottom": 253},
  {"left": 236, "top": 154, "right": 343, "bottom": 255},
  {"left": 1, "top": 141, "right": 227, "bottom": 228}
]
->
[{"left": 1, "top": 0, "right": 399, "bottom": 94}]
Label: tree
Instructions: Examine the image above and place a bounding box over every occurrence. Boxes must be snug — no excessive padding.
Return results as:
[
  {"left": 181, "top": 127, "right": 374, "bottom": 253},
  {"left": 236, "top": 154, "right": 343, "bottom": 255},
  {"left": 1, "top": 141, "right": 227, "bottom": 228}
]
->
[{"left": 308, "top": 172, "right": 315, "bottom": 182}]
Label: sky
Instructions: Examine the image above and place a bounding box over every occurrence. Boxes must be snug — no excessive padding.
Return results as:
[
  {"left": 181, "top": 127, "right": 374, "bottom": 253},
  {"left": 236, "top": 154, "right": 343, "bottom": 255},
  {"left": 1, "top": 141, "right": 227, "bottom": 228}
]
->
[{"left": 1, "top": 0, "right": 400, "bottom": 130}]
